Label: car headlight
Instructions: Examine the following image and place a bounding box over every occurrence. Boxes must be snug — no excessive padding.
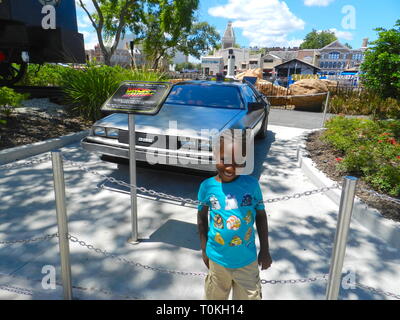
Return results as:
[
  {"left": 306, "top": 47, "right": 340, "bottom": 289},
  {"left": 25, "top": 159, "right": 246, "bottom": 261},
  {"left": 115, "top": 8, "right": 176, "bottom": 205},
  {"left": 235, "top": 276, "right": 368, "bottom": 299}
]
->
[
  {"left": 93, "top": 126, "right": 106, "bottom": 136},
  {"left": 106, "top": 128, "right": 119, "bottom": 139}
]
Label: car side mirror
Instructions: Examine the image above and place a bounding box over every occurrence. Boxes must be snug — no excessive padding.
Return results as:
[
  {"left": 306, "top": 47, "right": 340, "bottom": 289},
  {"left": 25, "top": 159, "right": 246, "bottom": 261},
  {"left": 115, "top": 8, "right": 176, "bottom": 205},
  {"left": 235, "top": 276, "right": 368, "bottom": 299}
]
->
[{"left": 248, "top": 102, "right": 264, "bottom": 111}]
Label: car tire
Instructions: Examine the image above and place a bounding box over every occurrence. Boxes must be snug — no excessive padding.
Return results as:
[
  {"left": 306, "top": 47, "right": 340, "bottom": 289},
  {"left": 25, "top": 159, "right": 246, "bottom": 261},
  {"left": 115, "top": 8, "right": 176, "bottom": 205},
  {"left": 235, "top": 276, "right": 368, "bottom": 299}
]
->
[{"left": 256, "top": 114, "right": 268, "bottom": 139}]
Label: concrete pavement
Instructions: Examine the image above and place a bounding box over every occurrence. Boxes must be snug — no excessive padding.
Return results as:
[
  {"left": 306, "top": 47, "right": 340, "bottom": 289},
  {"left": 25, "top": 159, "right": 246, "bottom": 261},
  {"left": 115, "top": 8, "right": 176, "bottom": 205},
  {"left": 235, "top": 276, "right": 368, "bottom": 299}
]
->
[{"left": 0, "top": 124, "right": 399, "bottom": 300}]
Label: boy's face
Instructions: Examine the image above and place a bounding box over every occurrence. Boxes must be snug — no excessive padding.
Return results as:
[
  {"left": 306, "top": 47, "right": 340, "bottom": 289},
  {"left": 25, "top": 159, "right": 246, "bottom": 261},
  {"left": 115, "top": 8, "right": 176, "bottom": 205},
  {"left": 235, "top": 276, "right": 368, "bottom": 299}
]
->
[{"left": 215, "top": 140, "right": 244, "bottom": 183}]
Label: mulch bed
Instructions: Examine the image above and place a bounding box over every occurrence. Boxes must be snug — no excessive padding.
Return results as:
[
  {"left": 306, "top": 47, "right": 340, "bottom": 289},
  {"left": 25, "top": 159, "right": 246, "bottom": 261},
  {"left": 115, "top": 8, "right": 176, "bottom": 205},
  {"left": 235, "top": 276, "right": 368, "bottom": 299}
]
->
[
  {"left": 305, "top": 130, "right": 400, "bottom": 223},
  {"left": 0, "top": 112, "right": 93, "bottom": 151}
]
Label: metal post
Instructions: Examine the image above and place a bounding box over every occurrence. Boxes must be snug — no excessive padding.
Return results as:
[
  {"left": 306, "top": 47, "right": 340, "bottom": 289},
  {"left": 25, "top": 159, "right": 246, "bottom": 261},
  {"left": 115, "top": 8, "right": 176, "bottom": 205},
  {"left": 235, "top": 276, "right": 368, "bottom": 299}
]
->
[
  {"left": 128, "top": 113, "right": 139, "bottom": 244},
  {"left": 51, "top": 151, "right": 73, "bottom": 300},
  {"left": 321, "top": 91, "right": 330, "bottom": 128},
  {"left": 326, "top": 176, "right": 358, "bottom": 300}
]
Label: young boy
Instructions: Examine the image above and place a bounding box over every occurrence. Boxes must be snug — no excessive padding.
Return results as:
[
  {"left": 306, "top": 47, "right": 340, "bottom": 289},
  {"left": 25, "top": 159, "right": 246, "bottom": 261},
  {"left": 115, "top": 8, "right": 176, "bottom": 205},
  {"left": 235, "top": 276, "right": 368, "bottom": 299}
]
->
[{"left": 197, "top": 129, "right": 272, "bottom": 300}]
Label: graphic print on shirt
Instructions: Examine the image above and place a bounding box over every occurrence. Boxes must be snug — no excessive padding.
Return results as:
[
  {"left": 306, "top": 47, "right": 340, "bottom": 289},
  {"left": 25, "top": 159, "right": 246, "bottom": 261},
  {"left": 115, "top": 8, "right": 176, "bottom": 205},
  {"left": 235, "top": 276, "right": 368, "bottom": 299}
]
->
[
  {"left": 241, "top": 193, "right": 253, "bottom": 207},
  {"left": 226, "top": 215, "right": 241, "bottom": 230},
  {"left": 215, "top": 232, "right": 225, "bottom": 245},
  {"left": 244, "top": 227, "right": 252, "bottom": 242},
  {"left": 244, "top": 210, "right": 252, "bottom": 224},
  {"left": 209, "top": 195, "right": 221, "bottom": 210},
  {"left": 225, "top": 194, "right": 238, "bottom": 210},
  {"left": 229, "top": 235, "right": 242, "bottom": 247},
  {"left": 213, "top": 214, "right": 224, "bottom": 229}
]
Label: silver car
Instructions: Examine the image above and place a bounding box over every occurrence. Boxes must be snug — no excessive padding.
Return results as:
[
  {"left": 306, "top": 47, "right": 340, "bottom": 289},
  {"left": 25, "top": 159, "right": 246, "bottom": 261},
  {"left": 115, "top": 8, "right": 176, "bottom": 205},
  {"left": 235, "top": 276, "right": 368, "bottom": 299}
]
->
[{"left": 81, "top": 80, "right": 270, "bottom": 172}]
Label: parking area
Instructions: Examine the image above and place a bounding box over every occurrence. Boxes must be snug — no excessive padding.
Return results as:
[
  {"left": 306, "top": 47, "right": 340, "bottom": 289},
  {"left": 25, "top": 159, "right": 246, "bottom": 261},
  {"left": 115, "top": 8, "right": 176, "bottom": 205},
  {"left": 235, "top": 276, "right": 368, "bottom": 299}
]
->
[{"left": 0, "top": 124, "right": 399, "bottom": 300}]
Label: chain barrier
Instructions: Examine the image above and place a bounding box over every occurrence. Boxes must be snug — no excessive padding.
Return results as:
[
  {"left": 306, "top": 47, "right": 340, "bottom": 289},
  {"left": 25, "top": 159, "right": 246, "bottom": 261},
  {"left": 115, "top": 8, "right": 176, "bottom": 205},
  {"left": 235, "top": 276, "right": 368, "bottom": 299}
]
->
[
  {"left": 354, "top": 282, "right": 400, "bottom": 300},
  {"left": 0, "top": 272, "right": 141, "bottom": 300},
  {"left": 0, "top": 233, "right": 58, "bottom": 245},
  {"left": 1, "top": 152, "right": 397, "bottom": 207},
  {"left": 1, "top": 154, "right": 399, "bottom": 299},
  {"left": 0, "top": 284, "right": 34, "bottom": 296},
  {"left": 358, "top": 188, "right": 400, "bottom": 206},
  {"left": 1, "top": 232, "right": 399, "bottom": 299},
  {"left": 263, "top": 184, "right": 340, "bottom": 204},
  {"left": 65, "top": 233, "right": 400, "bottom": 300},
  {"left": 61, "top": 155, "right": 341, "bottom": 206},
  {"left": 67, "top": 233, "right": 207, "bottom": 277},
  {"left": 0, "top": 153, "right": 52, "bottom": 171}
]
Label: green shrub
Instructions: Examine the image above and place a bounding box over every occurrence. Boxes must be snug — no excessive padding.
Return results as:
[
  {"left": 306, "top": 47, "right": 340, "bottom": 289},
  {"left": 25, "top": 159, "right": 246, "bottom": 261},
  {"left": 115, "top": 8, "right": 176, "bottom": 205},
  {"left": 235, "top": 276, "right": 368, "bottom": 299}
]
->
[
  {"left": 61, "top": 64, "right": 166, "bottom": 121},
  {"left": 18, "top": 63, "right": 68, "bottom": 86},
  {"left": 0, "top": 87, "right": 28, "bottom": 117},
  {"left": 329, "top": 89, "right": 400, "bottom": 120},
  {"left": 323, "top": 116, "right": 400, "bottom": 196}
]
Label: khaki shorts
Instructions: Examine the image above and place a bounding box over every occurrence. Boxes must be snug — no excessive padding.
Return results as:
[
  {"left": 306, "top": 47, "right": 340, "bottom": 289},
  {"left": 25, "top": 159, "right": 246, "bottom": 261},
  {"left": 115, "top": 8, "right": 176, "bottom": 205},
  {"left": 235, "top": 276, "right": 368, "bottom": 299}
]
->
[{"left": 204, "top": 260, "right": 262, "bottom": 300}]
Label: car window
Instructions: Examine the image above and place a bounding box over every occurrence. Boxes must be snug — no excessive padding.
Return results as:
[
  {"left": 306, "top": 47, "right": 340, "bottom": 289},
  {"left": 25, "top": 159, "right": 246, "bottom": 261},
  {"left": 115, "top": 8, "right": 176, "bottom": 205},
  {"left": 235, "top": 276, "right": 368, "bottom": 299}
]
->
[
  {"left": 165, "top": 84, "right": 243, "bottom": 109},
  {"left": 241, "top": 85, "right": 259, "bottom": 103}
]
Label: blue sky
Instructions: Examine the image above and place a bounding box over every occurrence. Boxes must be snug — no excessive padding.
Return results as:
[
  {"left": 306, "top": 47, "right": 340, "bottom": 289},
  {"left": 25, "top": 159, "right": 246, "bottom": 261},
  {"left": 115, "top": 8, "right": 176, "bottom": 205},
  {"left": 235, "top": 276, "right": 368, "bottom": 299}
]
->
[{"left": 76, "top": 0, "right": 400, "bottom": 53}]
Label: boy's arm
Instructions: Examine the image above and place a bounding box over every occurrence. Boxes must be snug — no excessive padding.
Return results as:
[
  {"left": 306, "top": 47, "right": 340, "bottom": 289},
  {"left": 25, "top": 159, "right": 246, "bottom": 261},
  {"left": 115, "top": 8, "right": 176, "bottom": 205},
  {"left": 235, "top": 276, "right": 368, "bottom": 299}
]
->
[
  {"left": 197, "top": 205, "right": 210, "bottom": 268},
  {"left": 255, "top": 209, "right": 272, "bottom": 270}
]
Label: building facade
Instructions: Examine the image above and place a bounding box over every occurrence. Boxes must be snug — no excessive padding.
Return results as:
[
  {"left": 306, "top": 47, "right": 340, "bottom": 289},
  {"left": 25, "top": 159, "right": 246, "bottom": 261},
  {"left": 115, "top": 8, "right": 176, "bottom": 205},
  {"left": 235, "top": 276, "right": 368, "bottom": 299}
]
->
[
  {"left": 201, "top": 22, "right": 368, "bottom": 78},
  {"left": 201, "top": 56, "right": 224, "bottom": 75},
  {"left": 318, "top": 39, "right": 367, "bottom": 75},
  {"left": 274, "top": 59, "right": 320, "bottom": 77}
]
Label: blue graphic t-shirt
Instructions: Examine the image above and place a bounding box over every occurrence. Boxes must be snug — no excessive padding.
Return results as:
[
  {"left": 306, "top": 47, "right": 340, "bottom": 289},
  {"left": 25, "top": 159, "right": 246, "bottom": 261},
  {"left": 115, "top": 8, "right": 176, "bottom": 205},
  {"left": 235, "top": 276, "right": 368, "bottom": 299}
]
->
[{"left": 197, "top": 175, "right": 265, "bottom": 268}]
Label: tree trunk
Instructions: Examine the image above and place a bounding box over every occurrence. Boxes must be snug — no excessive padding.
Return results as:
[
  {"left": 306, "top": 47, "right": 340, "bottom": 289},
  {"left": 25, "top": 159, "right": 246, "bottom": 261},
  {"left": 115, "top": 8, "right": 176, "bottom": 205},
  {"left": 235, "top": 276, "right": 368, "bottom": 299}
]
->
[{"left": 103, "top": 51, "right": 112, "bottom": 66}]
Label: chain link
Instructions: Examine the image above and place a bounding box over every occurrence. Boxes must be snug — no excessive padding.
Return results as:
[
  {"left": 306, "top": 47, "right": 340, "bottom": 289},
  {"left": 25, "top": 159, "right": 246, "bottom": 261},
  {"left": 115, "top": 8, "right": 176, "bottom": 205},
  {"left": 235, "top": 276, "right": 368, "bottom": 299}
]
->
[
  {"left": 263, "top": 184, "right": 340, "bottom": 204},
  {"left": 62, "top": 156, "right": 341, "bottom": 206},
  {"left": 354, "top": 282, "right": 400, "bottom": 300},
  {"left": 0, "top": 284, "right": 34, "bottom": 296},
  {"left": 1, "top": 232, "right": 399, "bottom": 299},
  {"left": 357, "top": 188, "right": 400, "bottom": 205},
  {"left": 67, "top": 233, "right": 208, "bottom": 277},
  {"left": 0, "top": 233, "right": 58, "bottom": 245},
  {"left": 0, "top": 153, "right": 52, "bottom": 171},
  {"left": 261, "top": 274, "right": 328, "bottom": 285}
]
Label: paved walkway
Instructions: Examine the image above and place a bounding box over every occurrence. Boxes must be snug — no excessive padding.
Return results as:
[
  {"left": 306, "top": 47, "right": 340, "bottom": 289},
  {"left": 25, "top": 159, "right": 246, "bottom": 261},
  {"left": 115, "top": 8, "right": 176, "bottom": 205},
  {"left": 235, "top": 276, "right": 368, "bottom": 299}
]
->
[{"left": 0, "top": 125, "right": 399, "bottom": 300}]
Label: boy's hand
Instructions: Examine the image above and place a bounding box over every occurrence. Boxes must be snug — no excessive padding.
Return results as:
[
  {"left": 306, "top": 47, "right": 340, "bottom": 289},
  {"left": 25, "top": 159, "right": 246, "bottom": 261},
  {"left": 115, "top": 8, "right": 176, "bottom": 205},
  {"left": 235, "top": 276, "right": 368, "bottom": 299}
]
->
[
  {"left": 202, "top": 250, "right": 210, "bottom": 269},
  {"left": 258, "top": 250, "right": 272, "bottom": 270}
]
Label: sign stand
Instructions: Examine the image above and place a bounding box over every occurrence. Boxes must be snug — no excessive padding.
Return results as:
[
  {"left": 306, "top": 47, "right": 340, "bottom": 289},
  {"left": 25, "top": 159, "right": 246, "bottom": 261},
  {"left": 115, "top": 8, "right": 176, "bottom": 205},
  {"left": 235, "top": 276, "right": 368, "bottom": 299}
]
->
[
  {"left": 128, "top": 113, "right": 139, "bottom": 244},
  {"left": 101, "top": 81, "right": 173, "bottom": 244}
]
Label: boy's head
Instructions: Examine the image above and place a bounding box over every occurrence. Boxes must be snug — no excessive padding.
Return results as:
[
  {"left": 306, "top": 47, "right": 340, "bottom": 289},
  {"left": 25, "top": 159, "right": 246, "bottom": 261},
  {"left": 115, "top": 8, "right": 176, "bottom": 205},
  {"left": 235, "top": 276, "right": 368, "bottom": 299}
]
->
[{"left": 213, "top": 129, "right": 249, "bottom": 182}]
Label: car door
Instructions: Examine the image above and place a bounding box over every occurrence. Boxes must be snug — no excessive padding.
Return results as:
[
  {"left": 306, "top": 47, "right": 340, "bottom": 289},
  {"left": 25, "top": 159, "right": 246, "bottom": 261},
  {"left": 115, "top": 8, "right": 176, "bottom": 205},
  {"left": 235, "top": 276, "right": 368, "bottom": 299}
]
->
[{"left": 241, "top": 85, "right": 265, "bottom": 135}]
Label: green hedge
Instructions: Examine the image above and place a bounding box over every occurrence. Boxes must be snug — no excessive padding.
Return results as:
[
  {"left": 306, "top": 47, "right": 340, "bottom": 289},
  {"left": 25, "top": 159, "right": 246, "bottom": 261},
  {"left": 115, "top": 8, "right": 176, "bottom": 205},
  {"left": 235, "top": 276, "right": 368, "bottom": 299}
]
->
[
  {"left": 329, "top": 89, "right": 400, "bottom": 120},
  {"left": 0, "top": 87, "right": 29, "bottom": 124},
  {"left": 60, "top": 64, "right": 167, "bottom": 121},
  {"left": 323, "top": 116, "right": 400, "bottom": 197},
  {"left": 18, "top": 63, "right": 67, "bottom": 87}
]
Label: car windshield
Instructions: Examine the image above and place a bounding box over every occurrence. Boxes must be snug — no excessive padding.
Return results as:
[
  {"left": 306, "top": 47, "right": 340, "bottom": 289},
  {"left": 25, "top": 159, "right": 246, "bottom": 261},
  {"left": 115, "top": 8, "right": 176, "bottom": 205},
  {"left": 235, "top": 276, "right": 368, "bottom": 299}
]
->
[{"left": 165, "top": 84, "right": 243, "bottom": 109}]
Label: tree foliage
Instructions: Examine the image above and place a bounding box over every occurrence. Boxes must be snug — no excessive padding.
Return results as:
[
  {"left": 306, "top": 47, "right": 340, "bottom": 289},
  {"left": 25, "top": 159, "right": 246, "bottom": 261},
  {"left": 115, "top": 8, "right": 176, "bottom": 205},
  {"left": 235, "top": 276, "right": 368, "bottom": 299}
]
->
[
  {"left": 299, "top": 29, "right": 337, "bottom": 49},
  {"left": 78, "top": 0, "right": 219, "bottom": 69},
  {"left": 138, "top": 1, "right": 219, "bottom": 69},
  {"left": 360, "top": 20, "right": 400, "bottom": 100},
  {"left": 77, "top": 0, "right": 143, "bottom": 66}
]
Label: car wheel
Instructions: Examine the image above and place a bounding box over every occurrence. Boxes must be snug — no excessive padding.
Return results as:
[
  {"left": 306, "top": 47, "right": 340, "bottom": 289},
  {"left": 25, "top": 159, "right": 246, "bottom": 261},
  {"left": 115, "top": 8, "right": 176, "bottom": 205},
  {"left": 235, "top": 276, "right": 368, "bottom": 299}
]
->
[{"left": 256, "top": 114, "right": 268, "bottom": 139}]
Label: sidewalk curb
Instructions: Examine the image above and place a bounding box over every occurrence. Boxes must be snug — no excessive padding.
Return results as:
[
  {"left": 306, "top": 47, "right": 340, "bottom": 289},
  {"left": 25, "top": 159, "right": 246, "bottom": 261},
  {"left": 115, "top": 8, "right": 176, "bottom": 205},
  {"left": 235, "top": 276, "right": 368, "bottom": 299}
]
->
[
  {"left": 297, "top": 130, "right": 400, "bottom": 249},
  {"left": 0, "top": 131, "right": 89, "bottom": 165}
]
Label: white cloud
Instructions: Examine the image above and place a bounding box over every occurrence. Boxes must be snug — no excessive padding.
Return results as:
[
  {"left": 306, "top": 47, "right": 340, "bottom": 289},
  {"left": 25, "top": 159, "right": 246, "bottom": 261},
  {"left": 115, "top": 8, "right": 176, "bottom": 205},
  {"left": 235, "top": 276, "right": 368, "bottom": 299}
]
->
[
  {"left": 304, "top": 0, "right": 335, "bottom": 7},
  {"left": 208, "top": 0, "right": 305, "bottom": 48},
  {"left": 328, "top": 28, "right": 354, "bottom": 41}
]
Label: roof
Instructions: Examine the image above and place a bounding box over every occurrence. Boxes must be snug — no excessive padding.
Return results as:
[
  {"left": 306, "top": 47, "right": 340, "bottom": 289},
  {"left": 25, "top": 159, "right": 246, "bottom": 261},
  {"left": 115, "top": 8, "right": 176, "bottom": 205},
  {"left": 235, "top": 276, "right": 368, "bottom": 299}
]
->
[
  {"left": 175, "top": 80, "right": 247, "bottom": 88},
  {"left": 320, "top": 40, "right": 351, "bottom": 51},
  {"left": 269, "top": 51, "right": 298, "bottom": 61},
  {"left": 274, "top": 58, "right": 321, "bottom": 69}
]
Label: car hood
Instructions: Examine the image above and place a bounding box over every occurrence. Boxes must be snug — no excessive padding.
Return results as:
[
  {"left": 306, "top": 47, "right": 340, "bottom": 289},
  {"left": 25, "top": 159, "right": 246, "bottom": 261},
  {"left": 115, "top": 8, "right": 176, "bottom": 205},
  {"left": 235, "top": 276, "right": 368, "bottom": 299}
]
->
[{"left": 94, "top": 104, "right": 243, "bottom": 138}]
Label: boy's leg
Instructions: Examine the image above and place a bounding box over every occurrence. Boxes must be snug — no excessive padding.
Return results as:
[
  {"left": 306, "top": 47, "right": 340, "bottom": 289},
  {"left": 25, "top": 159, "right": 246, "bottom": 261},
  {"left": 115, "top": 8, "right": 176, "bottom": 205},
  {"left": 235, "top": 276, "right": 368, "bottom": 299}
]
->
[
  {"left": 204, "top": 260, "right": 233, "bottom": 300},
  {"left": 231, "top": 261, "right": 262, "bottom": 300}
]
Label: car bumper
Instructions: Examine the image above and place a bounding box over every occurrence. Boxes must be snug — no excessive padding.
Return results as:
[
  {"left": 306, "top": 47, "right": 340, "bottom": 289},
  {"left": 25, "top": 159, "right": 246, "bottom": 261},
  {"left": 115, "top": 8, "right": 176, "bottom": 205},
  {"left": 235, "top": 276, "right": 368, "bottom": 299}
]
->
[{"left": 81, "top": 137, "right": 217, "bottom": 172}]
